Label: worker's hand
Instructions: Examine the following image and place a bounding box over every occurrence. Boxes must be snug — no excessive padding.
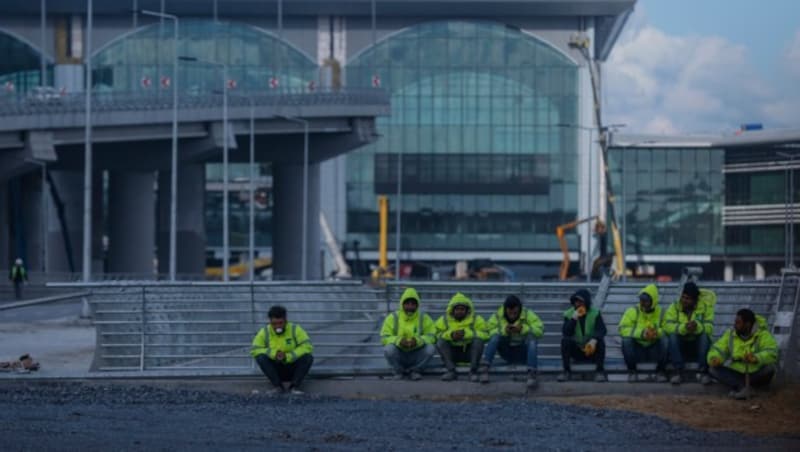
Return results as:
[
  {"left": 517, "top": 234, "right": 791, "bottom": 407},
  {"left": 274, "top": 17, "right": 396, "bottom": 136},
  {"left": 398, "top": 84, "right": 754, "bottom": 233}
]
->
[
  {"left": 276, "top": 351, "right": 286, "bottom": 362},
  {"left": 744, "top": 352, "right": 758, "bottom": 364},
  {"left": 577, "top": 306, "right": 587, "bottom": 317},
  {"left": 686, "top": 321, "right": 698, "bottom": 333},
  {"left": 709, "top": 357, "right": 722, "bottom": 368},
  {"left": 405, "top": 337, "right": 417, "bottom": 348},
  {"left": 452, "top": 330, "right": 465, "bottom": 341},
  {"left": 584, "top": 339, "right": 597, "bottom": 357},
  {"left": 506, "top": 324, "right": 521, "bottom": 335},
  {"left": 644, "top": 328, "right": 657, "bottom": 341}
]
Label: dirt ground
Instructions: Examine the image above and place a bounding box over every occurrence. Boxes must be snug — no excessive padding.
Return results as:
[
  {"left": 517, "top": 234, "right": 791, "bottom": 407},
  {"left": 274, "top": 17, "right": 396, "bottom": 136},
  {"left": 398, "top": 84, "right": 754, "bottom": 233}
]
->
[{"left": 546, "top": 384, "right": 800, "bottom": 436}]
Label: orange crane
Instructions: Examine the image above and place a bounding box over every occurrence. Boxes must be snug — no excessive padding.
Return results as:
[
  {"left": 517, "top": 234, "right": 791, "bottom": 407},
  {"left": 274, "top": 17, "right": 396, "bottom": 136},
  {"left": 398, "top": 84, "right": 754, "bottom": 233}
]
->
[{"left": 557, "top": 216, "right": 598, "bottom": 281}]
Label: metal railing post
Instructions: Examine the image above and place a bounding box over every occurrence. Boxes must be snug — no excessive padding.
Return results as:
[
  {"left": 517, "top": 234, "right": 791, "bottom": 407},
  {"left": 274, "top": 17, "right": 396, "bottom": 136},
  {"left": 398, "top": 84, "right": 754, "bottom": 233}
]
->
[
  {"left": 250, "top": 281, "right": 256, "bottom": 370},
  {"left": 139, "top": 285, "right": 146, "bottom": 371}
]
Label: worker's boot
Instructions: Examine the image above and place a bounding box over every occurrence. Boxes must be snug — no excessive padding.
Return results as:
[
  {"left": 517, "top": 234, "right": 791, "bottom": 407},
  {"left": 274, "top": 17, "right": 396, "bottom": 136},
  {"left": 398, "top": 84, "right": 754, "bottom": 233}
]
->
[
  {"left": 627, "top": 371, "right": 637, "bottom": 383},
  {"left": 670, "top": 374, "right": 682, "bottom": 385},
  {"left": 441, "top": 370, "right": 457, "bottom": 381},
  {"left": 479, "top": 365, "right": 490, "bottom": 384},
  {"left": 409, "top": 371, "right": 422, "bottom": 381},
  {"left": 526, "top": 369, "right": 538, "bottom": 389},
  {"left": 557, "top": 371, "right": 571, "bottom": 382},
  {"left": 731, "top": 386, "right": 754, "bottom": 400}
]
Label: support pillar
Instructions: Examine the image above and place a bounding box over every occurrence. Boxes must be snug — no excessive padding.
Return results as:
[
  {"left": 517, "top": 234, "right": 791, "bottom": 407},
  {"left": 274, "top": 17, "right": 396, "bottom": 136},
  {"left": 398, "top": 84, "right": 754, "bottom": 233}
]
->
[
  {"left": 108, "top": 171, "right": 156, "bottom": 276},
  {"left": 272, "top": 162, "right": 321, "bottom": 280},
  {"left": 157, "top": 164, "right": 206, "bottom": 277},
  {"left": 46, "top": 171, "right": 83, "bottom": 274},
  {"left": 724, "top": 262, "right": 733, "bottom": 282},
  {"left": 21, "top": 172, "right": 45, "bottom": 273},
  {"left": 755, "top": 261, "right": 765, "bottom": 281},
  {"left": 0, "top": 182, "right": 9, "bottom": 268}
]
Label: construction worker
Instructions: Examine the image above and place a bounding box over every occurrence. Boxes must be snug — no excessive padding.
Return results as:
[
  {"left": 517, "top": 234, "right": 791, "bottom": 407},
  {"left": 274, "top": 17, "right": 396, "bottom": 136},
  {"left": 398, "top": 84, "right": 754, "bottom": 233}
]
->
[
  {"left": 707, "top": 308, "right": 778, "bottom": 400},
  {"left": 250, "top": 305, "right": 314, "bottom": 395},
  {"left": 380, "top": 287, "right": 436, "bottom": 380},
  {"left": 558, "top": 289, "right": 607, "bottom": 382},
  {"left": 480, "top": 294, "right": 544, "bottom": 388},
  {"left": 618, "top": 284, "right": 669, "bottom": 382},
  {"left": 663, "top": 282, "right": 715, "bottom": 385},
  {"left": 8, "top": 258, "right": 27, "bottom": 300},
  {"left": 435, "top": 292, "right": 488, "bottom": 382}
]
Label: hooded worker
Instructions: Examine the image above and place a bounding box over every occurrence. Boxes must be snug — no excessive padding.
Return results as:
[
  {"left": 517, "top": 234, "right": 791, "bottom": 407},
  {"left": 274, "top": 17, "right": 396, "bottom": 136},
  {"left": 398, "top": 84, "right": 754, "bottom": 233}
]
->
[
  {"left": 481, "top": 294, "right": 544, "bottom": 388},
  {"left": 558, "top": 288, "right": 608, "bottom": 382},
  {"left": 251, "top": 305, "right": 314, "bottom": 395},
  {"left": 707, "top": 308, "right": 778, "bottom": 400},
  {"left": 663, "top": 282, "right": 716, "bottom": 385},
  {"left": 434, "top": 292, "right": 489, "bottom": 382},
  {"left": 380, "top": 287, "right": 437, "bottom": 380},
  {"left": 619, "top": 284, "right": 669, "bottom": 382}
]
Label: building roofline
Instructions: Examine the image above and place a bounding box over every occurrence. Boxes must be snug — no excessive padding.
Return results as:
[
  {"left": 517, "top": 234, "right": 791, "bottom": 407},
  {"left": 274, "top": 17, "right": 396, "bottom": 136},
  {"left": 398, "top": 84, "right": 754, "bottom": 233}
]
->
[{"left": 611, "top": 128, "right": 800, "bottom": 149}]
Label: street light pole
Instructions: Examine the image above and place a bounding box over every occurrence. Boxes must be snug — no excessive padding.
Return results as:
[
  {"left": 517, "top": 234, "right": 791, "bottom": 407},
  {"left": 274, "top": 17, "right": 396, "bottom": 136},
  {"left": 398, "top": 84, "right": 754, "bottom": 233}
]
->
[
  {"left": 249, "top": 100, "right": 255, "bottom": 282},
  {"left": 40, "top": 0, "right": 46, "bottom": 86},
  {"left": 82, "top": 0, "right": 93, "bottom": 283},
  {"left": 142, "top": 10, "right": 179, "bottom": 281}
]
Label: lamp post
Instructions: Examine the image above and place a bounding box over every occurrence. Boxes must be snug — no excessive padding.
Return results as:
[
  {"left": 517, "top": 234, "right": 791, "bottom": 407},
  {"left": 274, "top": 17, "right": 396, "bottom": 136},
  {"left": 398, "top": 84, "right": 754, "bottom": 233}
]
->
[
  {"left": 82, "top": 0, "right": 93, "bottom": 283},
  {"left": 179, "top": 56, "right": 229, "bottom": 281},
  {"left": 40, "top": 0, "right": 46, "bottom": 86},
  {"left": 281, "top": 116, "right": 310, "bottom": 281},
  {"left": 778, "top": 151, "right": 798, "bottom": 269},
  {"left": 249, "top": 100, "right": 255, "bottom": 282},
  {"left": 142, "top": 9, "right": 179, "bottom": 281}
]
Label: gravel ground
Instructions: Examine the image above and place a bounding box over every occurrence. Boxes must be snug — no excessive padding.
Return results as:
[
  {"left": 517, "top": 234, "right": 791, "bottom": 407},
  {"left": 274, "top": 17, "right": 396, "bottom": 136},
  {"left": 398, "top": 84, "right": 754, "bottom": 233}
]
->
[{"left": 1, "top": 382, "right": 798, "bottom": 451}]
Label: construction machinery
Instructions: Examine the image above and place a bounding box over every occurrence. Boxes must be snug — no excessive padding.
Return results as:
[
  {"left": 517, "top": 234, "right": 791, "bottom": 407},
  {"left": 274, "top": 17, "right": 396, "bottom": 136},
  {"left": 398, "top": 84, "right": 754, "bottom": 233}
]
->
[
  {"left": 370, "top": 195, "right": 393, "bottom": 281},
  {"left": 557, "top": 216, "right": 598, "bottom": 280},
  {"left": 205, "top": 256, "right": 272, "bottom": 280},
  {"left": 320, "top": 211, "right": 352, "bottom": 279}
]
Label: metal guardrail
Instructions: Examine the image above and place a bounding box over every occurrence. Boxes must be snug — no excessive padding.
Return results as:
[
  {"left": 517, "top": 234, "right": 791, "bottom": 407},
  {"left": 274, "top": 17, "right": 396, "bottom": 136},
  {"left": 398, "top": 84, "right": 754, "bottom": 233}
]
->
[
  {"left": 0, "top": 88, "right": 389, "bottom": 117},
  {"left": 48, "top": 279, "right": 800, "bottom": 377}
]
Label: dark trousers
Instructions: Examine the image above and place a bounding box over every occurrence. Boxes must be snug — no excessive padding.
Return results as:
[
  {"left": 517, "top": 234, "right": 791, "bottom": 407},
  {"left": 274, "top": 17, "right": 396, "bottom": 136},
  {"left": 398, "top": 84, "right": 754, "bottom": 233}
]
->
[
  {"left": 13, "top": 281, "right": 23, "bottom": 300},
  {"left": 255, "top": 354, "right": 313, "bottom": 389},
  {"left": 709, "top": 365, "right": 775, "bottom": 391},
  {"left": 561, "top": 337, "right": 605, "bottom": 372},
  {"left": 668, "top": 333, "right": 710, "bottom": 372},
  {"left": 621, "top": 337, "right": 668, "bottom": 372},
  {"left": 436, "top": 338, "right": 484, "bottom": 372}
]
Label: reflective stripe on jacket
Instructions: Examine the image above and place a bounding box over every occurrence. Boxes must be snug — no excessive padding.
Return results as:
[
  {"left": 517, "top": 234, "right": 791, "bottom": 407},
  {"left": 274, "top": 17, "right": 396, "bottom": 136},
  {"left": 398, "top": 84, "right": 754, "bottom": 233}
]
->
[
  {"left": 707, "top": 315, "right": 778, "bottom": 374},
  {"left": 380, "top": 287, "right": 436, "bottom": 350},
  {"left": 618, "top": 284, "right": 664, "bottom": 346},
  {"left": 250, "top": 321, "right": 313, "bottom": 363},
  {"left": 663, "top": 288, "right": 716, "bottom": 338},
  {"left": 434, "top": 292, "right": 489, "bottom": 346},
  {"left": 486, "top": 305, "right": 544, "bottom": 345}
]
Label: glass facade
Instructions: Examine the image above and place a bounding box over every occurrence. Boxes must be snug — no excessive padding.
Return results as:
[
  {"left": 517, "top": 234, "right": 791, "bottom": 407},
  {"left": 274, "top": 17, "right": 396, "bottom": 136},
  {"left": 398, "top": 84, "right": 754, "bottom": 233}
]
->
[
  {"left": 0, "top": 31, "right": 50, "bottom": 93},
  {"left": 205, "top": 164, "right": 272, "bottom": 249},
  {"left": 93, "top": 20, "right": 317, "bottom": 93},
  {"left": 608, "top": 147, "right": 724, "bottom": 255},
  {"left": 346, "top": 21, "right": 579, "bottom": 251}
]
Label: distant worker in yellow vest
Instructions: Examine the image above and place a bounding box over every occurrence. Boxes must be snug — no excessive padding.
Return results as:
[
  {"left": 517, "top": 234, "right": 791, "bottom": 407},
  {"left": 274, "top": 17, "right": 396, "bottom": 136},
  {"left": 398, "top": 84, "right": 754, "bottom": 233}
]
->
[
  {"left": 707, "top": 308, "right": 778, "bottom": 400},
  {"left": 558, "top": 289, "right": 608, "bottom": 382},
  {"left": 251, "top": 305, "right": 314, "bottom": 395},
  {"left": 435, "top": 292, "right": 489, "bottom": 382},
  {"left": 618, "top": 284, "right": 669, "bottom": 382},
  {"left": 663, "top": 282, "right": 715, "bottom": 385},
  {"left": 380, "top": 287, "right": 436, "bottom": 380},
  {"left": 8, "top": 258, "right": 27, "bottom": 300}
]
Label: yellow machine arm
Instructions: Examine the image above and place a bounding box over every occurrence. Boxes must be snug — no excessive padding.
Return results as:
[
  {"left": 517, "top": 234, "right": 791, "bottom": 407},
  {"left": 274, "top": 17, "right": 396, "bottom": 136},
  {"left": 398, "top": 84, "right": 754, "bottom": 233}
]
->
[{"left": 557, "top": 216, "right": 597, "bottom": 281}]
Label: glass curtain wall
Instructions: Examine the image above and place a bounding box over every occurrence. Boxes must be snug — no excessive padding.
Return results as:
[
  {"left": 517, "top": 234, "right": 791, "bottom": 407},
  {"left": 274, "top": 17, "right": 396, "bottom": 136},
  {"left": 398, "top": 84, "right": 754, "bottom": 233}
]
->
[
  {"left": 347, "top": 21, "right": 579, "bottom": 252},
  {"left": 93, "top": 20, "right": 317, "bottom": 93},
  {"left": 0, "top": 31, "right": 51, "bottom": 93},
  {"left": 608, "top": 147, "right": 724, "bottom": 255}
]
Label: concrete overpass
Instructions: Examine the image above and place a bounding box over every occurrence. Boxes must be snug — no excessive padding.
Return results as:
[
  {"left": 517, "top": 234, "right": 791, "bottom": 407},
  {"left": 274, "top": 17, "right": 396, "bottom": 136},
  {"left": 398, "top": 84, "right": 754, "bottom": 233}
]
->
[{"left": 0, "top": 88, "right": 390, "bottom": 279}]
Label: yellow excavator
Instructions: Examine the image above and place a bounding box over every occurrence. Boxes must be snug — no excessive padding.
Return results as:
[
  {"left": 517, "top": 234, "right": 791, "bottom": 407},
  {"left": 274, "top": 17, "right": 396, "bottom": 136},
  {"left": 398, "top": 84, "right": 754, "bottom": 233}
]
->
[{"left": 557, "top": 217, "right": 621, "bottom": 281}]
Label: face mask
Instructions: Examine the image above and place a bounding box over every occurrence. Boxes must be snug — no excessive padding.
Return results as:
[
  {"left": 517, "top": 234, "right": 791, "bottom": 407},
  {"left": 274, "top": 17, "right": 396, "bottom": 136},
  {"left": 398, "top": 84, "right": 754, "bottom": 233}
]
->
[{"left": 274, "top": 327, "right": 284, "bottom": 334}]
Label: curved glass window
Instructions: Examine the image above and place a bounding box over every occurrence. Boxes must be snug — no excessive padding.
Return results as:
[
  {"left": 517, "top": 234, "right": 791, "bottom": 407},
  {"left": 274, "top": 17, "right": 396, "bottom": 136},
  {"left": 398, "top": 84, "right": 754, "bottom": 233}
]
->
[
  {"left": 93, "top": 20, "right": 317, "bottom": 93},
  {"left": 346, "top": 21, "right": 578, "bottom": 251},
  {"left": 0, "top": 31, "right": 50, "bottom": 93}
]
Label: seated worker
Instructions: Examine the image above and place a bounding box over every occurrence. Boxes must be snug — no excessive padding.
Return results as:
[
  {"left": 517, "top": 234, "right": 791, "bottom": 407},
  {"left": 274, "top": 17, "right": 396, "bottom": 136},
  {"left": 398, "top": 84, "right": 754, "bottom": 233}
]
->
[
  {"left": 435, "top": 292, "right": 488, "bottom": 382},
  {"left": 663, "top": 282, "right": 716, "bottom": 385},
  {"left": 380, "top": 287, "right": 436, "bottom": 380},
  {"left": 251, "top": 305, "right": 314, "bottom": 395},
  {"left": 558, "top": 289, "right": 607, "bottom": 382},
  {"left": 707, "top": 308, "right": 778, "bottom": 400},
  {"left": 619, "top": 284, "right": 669, "bottom": 382},
  {"left": 480, "top": 295, "right": 544, "bottom": 389}
]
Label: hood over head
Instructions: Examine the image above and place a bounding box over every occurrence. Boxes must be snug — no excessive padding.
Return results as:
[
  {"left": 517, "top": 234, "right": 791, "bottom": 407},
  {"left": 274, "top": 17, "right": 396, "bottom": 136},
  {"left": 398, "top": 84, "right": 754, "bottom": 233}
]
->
[{"left": 569, "top": 289, "right": 592, "bottom": 309}]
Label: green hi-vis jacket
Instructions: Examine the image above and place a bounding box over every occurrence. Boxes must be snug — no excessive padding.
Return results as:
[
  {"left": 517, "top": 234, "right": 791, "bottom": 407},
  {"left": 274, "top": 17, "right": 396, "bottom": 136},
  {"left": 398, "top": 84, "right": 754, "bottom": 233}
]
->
[
  {"left": 486, "top": 305, "right": 544, "bottom": 346},
  {"left": 250, "top": 322, "right": 313, "bottom": 363},
  {"left": 707, "top": 315, "right": 778, "bottom": 374},
  {"left": 380, "top": 287, "right": 436, "bottom": 351},
  {"left": 434, "top": 292, "right": 489, "bottom": 346},
  {"left": 663, "top": 288, "right": 716, "bottom": 338},
  {"left": 618, "top": 284, "right": 664, "bottom": 347},
  {"left": 563, "top": 306, "right": 600, "bottom": 345}
]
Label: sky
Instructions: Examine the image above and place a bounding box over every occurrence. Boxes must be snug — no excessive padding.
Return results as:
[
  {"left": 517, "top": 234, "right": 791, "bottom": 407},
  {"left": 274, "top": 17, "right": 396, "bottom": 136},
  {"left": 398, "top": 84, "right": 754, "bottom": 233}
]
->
[{"left": 604, "top": 0, "right": 800, "bottom": 135}]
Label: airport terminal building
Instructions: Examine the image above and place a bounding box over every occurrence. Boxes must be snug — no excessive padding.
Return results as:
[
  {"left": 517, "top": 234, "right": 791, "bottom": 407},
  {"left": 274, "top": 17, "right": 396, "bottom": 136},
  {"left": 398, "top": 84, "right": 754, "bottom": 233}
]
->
[{"left": 1, "top": 1, "right": 798, "bottom": 281}]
